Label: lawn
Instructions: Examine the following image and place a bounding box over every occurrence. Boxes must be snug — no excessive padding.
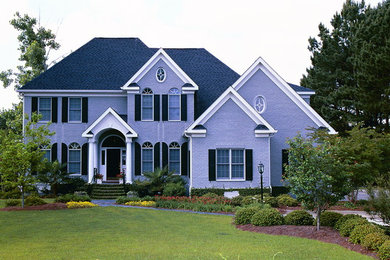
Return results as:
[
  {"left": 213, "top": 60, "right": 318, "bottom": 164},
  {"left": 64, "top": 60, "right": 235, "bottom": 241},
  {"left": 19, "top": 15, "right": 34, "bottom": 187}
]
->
[{"left": 0, "top": 207, "right": 372, "bottom": 260}]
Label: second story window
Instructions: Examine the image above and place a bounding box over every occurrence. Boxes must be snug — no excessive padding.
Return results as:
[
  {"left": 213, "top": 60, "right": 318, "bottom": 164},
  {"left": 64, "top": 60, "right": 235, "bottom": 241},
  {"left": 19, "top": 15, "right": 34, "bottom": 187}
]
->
[
  {"left": 142, "top": 88, "right": 153, "bottom": 121},
  {"left": 38, "top": 97, "right": 51, "bottom": 121},
  {"left": 69, "top": 98, "right": 82, "bottom": 122},
  {"left": 168, "top": 88, "right": 180, "bottom": 121}
]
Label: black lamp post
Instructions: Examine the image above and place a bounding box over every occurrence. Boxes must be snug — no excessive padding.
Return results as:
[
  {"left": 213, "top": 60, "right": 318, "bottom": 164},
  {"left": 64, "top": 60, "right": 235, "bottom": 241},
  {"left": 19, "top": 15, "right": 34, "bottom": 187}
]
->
[{"left": 257, "top": 162, "right": 265, "bottom": 201}]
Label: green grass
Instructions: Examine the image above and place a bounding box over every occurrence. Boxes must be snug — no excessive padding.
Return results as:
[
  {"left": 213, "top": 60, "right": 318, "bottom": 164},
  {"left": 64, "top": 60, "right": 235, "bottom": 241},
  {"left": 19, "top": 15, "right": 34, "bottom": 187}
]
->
[
  {"left": 0, "top": 198, "right": 54, "bottom": 208},
  {"left": 0, "top": 207, "right": 372, "bottom": 259}
]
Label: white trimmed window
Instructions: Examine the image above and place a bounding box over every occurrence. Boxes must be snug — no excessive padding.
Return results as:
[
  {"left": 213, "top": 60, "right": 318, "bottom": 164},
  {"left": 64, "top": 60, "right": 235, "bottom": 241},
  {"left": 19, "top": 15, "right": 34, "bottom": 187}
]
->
[
  {"left": 142, "top": 88, "right": 153, "bottom": 121},
  {"left": 68, "top": 142, "right": 81, "bottom": 174},
  {"left": 216, "top": 149, "right": 244, "bottom": 180},
  {"left": 168, "top": 88, "right": 180, "bottom": 121},
  {"left": 142, "top": 142, "right": 153, "bottom": 173},
  {"left": 156, "top": 67, "right": 166, "bottom": 82},
  {"left": 169, "top": 142, "right": 180, "bottom": 174},
  {"left": 254, "top": 96, "right": 266, "bottom": 114},
  {"left": 38, "top": 97, "right": 51, "bottom": 121},
  {"left": 40, "top": 145, "right": 51, "bottom": 162},
  {"left": 69, "top": 98, "right": 82, "bottom": 122}
]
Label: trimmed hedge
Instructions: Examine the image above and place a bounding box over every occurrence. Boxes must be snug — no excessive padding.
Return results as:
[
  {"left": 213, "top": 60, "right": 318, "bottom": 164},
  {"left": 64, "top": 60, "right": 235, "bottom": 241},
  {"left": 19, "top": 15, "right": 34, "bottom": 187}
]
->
[
  {"left": 235, "top": 207, "right": 259, "bottom": 225},
  {"left": 285, "top": 210, "right": 314, "bottom": 226},
  {"left": 190, "top": 188, "right": 270, "bottom": 197},
  {"left": 339, "top": 218, "right": 369, "bottom": 237},
  {"left": 318, "top": 211, "right": 343, "bottom": 227},
  {"left": 349, "top": 224, "right": 384, "bottom": 244},
  {"left": 251, "top": 208, "right": 284, "bottom": 226},
  {"left": 362, "top": 232, "right": 389, "bottom": 251},
  {"left": 378, "top": 240, "right": 390, "bottom": 260},
  {"left": 335, "top": 214, "right": 365, "bottom": 231}
]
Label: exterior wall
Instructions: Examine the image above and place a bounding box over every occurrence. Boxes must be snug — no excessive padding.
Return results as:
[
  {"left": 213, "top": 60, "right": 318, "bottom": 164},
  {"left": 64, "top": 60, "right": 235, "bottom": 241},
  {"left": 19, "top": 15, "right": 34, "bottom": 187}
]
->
[
  {"left": 237, "top": 69, "right": 319, "bottom": 186},
  {"left": 191, "top": 99, "right": 271, "bottom": 189}
]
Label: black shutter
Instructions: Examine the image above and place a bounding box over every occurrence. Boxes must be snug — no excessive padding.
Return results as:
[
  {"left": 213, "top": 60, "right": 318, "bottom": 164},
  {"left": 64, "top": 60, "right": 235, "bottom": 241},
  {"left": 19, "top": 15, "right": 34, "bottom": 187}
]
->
[
  {"left": 32, "top": 97, "right": 38, "bottom": 114},
  {"left": 82, "top": 97, "right": 88, "bottom": 123},
  {"left": 82, "top": 143, "right": 88, "bottom": 175},
  {"left": 61, "top": 143, "right": 68, "bottom": 165},
  {"left": 181, "top": 142, "right": 188, "bottom": 176},
  {"left": 154, "top": 95, "right": 160, "bottom": 121},
  {"left": 282, "top": 149, "right": 289, "bottom": 178},
  {"left": 135, "top": 94, "right": 141, "bottom": 121},
  {"left": 135, "top": 142, "right": 141, "bottom": 175},
  {"left": 162, "top": 142, "right": 168, "bottom": 168},
  {"left": 51, "top": 98, "right": 58, "bottom": 123},
  {"left": 154, "top": 142, "right": 160, "bottom": 169},
  {"left": 181, "top": 95, "right": 187, "bottom": 121},
  {"left": 62, "top": 97, "right": 68, "bottom": 123},
  {"left": 245, "top": 149, "right": 253, "bottom": 181},
  {"left": 162, "top": 95, "right": 168, "bottom": 121},
  {"left": 208, "top": 149, "right": 216, "bottom": 181},
  {"left": 51, "top": 143, "right": 57, "bottom": 162}
]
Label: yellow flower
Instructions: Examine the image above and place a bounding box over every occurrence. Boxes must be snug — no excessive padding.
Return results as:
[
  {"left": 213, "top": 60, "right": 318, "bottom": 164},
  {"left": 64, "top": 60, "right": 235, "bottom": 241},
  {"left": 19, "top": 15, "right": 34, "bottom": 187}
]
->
[
  {"left": 66, "top": 201, "right": 98, "bottom": 209},
  {"left": 125, "top": 201, "right": 156, "bottom": 207}
]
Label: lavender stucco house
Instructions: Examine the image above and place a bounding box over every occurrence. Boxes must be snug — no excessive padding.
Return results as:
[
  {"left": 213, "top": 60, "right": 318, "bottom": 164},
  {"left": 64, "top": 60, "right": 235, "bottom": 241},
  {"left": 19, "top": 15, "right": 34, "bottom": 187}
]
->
[{"left": 18, "top": 38, "right": 335, "bottom": 191}]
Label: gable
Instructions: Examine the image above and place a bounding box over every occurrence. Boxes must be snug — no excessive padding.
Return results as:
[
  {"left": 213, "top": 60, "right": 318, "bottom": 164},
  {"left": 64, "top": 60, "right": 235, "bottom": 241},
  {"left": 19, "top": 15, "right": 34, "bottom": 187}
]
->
[{"left": 233, "top": 57, "right": 336, "bottom": 134}]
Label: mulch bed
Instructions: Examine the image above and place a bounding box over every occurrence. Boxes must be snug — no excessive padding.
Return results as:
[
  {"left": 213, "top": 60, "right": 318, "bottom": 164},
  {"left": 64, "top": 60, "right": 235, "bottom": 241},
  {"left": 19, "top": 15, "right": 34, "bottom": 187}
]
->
[
  {"left": 0, "top": 203, "right": 67, "bottom": 211},
  {"left": 237, "top": 224, "right": 378, "bottom": 259}
]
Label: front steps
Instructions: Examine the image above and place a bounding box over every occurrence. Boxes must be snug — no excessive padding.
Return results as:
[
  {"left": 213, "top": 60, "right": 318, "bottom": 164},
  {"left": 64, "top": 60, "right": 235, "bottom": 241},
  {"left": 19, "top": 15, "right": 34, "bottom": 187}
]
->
[{"left": 91, "top": 184, "right": 126, "bottom": 199}]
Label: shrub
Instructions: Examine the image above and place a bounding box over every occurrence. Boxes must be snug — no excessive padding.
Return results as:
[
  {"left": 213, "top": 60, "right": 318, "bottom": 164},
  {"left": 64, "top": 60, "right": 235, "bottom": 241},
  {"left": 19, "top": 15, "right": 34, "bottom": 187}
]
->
[
  {"left": 362, "top": 232, "right": 389, "bottom": 251},
  {"left": 241, "top": 196, "right": 257, "bottom": 205},
  {"left": 271, "top": 186, "right": 290, "bottom": 197},
  {"left": 5, "top": 199, "right": 21, "bottom": 207},
  {"left": 235, "top": 207, "right": 259, "bottom": 225},
  {"left": 339, "top": 218, "right": 369, "bottom": 237},
  {"left": 285, "top": 210, "right": 314, "bottom": 226},
  {"left": 125, "top": 201, "right": 156, "bottom": 207},
  {"left": 334, "top": 214, "right": 365, "bottom": 231},
  {"left": 116, "top": 196, "right": 141, "bottom": 204},
  {"left": 242, "top": 203, "right": 271, "bottom": 210},
  {"left": 163, "top": 182, "right": 186, "bottom": 197},
  {"left": 230, "top": 196, "right": 243, "bottom": 206},
  {"left": 349, "top": 224, "right": 384, "bottom": 244},
  {"left": 277, "top": 194, "right": 298, "bottom": 207},
  {"left": 55, "top": 194, "right": 91, "bottom": 203},
  {"left": 378, "top": 240, "right": 390, "bottom": 260},
  {"left": 141, "top": 195, "right": 155, "bottom": 201},
  {"left": 251, "top": 208, "right": 284, "bottom": 226},
  {"left": 25, "top": 196, "right": 47, "bottom": 206},
  {"left": 318, "top": 211, "right": 343, "bottom": 227},
  {"left": 190, "top": 188, "right": 270, "bottom": 197},
  {"left": 57, "top": 177, "right": 87, "bottom": 195},
  {"left": 66, "top": 201, "right": 98, "bottom": 209},
  {"left": 202, "top": 192, "right": 219, "bottom": 198},
  {"left": 264, "top": 196, "right": 279, "bottom": 207}
]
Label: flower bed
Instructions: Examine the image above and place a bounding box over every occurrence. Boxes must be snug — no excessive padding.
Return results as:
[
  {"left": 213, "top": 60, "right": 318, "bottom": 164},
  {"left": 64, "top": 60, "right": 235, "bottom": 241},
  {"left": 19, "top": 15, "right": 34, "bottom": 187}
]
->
[
  {"left": 125, "top": 201, "right": 156, "bottom": 207},
  {"left": 66, "top": 201, "right": 98, "bottom": 209}
]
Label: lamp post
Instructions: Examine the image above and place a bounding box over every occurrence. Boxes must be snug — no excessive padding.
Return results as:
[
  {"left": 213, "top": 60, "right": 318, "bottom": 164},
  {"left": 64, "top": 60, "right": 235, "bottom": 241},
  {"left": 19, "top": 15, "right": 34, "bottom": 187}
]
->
[{"left": 257, "top": 162, "right": 265, "bottom": 201}]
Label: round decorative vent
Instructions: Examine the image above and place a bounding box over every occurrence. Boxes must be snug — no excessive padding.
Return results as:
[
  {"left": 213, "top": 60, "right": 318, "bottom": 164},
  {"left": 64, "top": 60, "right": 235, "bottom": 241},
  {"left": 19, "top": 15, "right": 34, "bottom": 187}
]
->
[
  {"left": 156, "top": 67, "right": 166, "bottom": 82},
  {"left": 254, "top": 96, "right": 266, "bottom": 114}
]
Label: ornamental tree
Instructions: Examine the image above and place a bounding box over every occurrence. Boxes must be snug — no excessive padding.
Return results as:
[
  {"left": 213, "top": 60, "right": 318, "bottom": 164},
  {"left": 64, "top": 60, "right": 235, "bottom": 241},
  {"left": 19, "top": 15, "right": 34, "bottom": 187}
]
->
[{"left": 285, "top": 133, "right": 349, "bottom": 231}]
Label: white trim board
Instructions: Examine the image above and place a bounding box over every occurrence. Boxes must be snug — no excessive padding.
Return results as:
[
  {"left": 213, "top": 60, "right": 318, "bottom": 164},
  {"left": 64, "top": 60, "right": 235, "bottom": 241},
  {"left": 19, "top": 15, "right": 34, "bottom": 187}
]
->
[
  {"left": 185, "top": 87, "right": 277, "bottom": 135},
  {"left": 81, "top": 107, "right": 138, "bottom": 138},
  {"left": 231, "top": 56, "right": 336, "bottom": 134},
  {"left": 121, "top": 48, "right": 199, "bottom": 91}
]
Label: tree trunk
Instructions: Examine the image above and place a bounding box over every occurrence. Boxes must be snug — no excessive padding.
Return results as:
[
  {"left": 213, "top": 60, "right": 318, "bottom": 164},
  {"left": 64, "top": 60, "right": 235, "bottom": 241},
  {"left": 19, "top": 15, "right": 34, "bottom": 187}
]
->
[
  {"left": 316, "top": 206, "right": 321, "bottom": 231},
  {"left": 21, "top": 186, "right": 25, "bottom": 208}
]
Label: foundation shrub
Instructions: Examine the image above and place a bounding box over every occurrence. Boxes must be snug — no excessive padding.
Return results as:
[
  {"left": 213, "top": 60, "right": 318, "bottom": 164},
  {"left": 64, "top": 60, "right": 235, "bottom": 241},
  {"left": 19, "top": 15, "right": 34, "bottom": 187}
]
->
[
  {"left": 318, "top": 211, "right": 343, "bottom": 227},
  {"left": 251, "top": 208, "right": 284, "bottom": 226},
  {"left": 339, "top": 218, "right": 369, "bottom": 237},
  {"left": 264, "top": 196, "right": 279, "bottom": 207},
  {"left": 285, "top": 210, "right": 314, "bottom": 226},
  {"left": 349, "top": 224, "right": 384, "bottom": 244},
  {"left": 378, "top": 240, "right": 390, "bottom": 260},
  {"left": 276, "top": 194, "right": 298, "bottom": 207},
  {"left": 335, "top": 214, "right": 365, "bottom": 231},
  {"left": 201, "top": 192, "right": 220, "bottom": 198},
  {"left": 362, "top": 232, "right": 389, "bottom": 251},
  {"left": 162, "top": 183, "right": 186, "bottom": 197}
]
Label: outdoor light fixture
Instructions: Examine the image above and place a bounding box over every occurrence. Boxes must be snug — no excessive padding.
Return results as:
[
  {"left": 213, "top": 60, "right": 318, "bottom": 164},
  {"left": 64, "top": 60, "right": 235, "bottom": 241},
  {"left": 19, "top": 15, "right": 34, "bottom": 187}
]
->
[{"left": 257, "top": 162, "right": 265, "bottom": 201}]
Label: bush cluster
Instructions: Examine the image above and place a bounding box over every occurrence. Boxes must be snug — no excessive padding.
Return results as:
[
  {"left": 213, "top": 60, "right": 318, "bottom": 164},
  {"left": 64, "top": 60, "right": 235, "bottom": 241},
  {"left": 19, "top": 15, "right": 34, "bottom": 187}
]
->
[
  {"left": 334, "top": 214, "right": 365, "bottom": 231},
  {"left": 190, "top": 188, "right": 270, "bottom": 197},
  {"left": 251, "top": 208, "right": 284, "bottom": 226},
  {"left": 162, "top": 183, "right": 186, "bottom": 196},
  {"left": 378, "top": 240, "right": 390, "bottom": 260},
  {"left": 349, "top": 224, "right": 384, "bottom": 244},
  {"left": 155, "top": 200, "right": 233, "bottom": 213},
  {"left": 339, "top": 218, "right": 369, "bottom": 237},
  {"left": 318, "top": 211, "right": 343, "bottom": 227},
  {"left": 25, "top": 196, "right": 47, "bottom": 206},
  {"left": 5, "top": 199, "right": 21, "bottom": 207},
  {"left": 55, "top": 194, "right": 91, "bottom": 203},
  {"left": 285, "top": 210, "right": 314, "bottom": 226},
  {"left": 362, "top": 232, "right": 389, "bottom": 251},
  {"left": 276, "top": 194, "right": 298, "bottom": 207},
  {"left": 235, "top": 207, "right": 260, "bottom": 225}
]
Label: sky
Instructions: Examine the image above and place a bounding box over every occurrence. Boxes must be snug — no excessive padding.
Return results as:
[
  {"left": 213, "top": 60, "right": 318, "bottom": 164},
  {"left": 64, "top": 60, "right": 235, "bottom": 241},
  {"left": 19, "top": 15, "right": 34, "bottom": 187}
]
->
[{"left": 0, "top": 0, "right": 383, "bottom": 110}]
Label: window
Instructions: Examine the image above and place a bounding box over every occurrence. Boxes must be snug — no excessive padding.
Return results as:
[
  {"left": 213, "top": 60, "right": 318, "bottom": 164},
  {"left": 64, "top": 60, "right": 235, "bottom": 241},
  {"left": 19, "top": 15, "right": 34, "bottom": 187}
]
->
[
  {"left": 38, "top": 98, "right": 51, "bottom": 121},
  {"left": 40, "top": 145, "right": 51, "bottom": 162},
  {"left": 142, "top": 88, "right": 153, "bottom": 121},
  {"left": 216, "top": 149, "right": 244, "bottom": 180},
  {"left": 156, "top": 67, "right": 166, "bottom": 82},
  {"left": 168, "top": 88, "right": 180, "bottom": 121},
  {"left": 254, "top": 96, "right": 266, "bottom": 114},
  {"left": 69, "top": 98, "right": 82, "bottom": 122},
  {"left": 169, "top": 142, "right": 180, "bottom": 174},
  {"left": 122, "top": 150, "right": 126, "bottom": 166},
  {"left": 142, "top": 142, "right": 153, "bottom": 173},
  {"left": 68, "top": 142, "right": 81, "bottom": 174}
]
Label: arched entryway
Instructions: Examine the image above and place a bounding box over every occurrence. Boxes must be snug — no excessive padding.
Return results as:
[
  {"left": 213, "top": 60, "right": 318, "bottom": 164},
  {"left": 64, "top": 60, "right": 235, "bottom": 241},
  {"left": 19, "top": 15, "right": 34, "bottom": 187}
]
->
[{"left": 100, "top": 132, "right": 126, "bottom": 180}]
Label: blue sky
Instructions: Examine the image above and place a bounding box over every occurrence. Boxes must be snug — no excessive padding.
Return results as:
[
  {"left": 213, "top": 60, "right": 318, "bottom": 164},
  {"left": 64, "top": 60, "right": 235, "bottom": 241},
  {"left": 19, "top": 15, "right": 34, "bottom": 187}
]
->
[{"left": 0, "top": 0, "right": 382, "bottom": 109}]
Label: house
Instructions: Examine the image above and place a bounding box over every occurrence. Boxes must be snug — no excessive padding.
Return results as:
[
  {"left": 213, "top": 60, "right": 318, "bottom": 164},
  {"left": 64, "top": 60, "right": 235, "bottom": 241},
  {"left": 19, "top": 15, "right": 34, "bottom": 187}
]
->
[{"left": 18, "top": 37, "right": 335, "bottom": 191}]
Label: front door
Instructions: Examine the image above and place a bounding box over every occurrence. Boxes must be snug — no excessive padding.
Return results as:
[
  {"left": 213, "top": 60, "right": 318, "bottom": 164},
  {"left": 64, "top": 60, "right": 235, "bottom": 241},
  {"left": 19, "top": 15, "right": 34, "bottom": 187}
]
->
[{"left": 107, "top": 149, "right": 121, "bottom": 179}]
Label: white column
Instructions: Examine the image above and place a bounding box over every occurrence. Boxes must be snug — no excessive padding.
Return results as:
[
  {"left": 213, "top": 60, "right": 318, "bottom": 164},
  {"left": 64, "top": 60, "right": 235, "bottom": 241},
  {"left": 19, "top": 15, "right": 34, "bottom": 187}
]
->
[
  {"left": 126, "top": 140, "right": 132, "bottom": 183},
  {"left": 93, "top": 142, "right": 98, "bottom": 178},
  {"left": 88, "top": 140, "right": 95, "bottom": 183}
]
